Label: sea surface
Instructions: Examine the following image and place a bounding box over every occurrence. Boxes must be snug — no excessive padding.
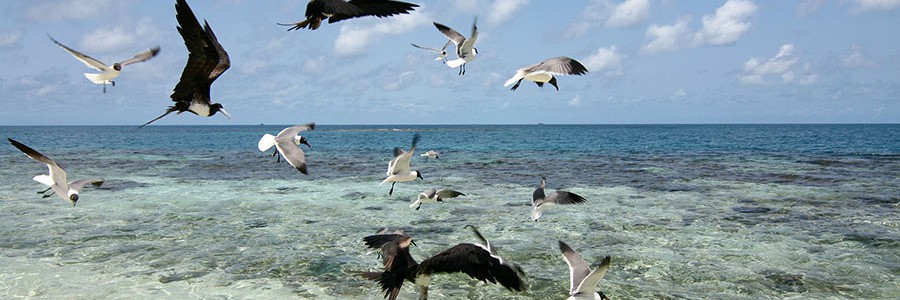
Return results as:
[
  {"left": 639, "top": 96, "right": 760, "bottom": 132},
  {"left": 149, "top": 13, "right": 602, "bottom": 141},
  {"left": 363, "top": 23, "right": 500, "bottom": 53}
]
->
[{"left": 0, "top": 124, "right": 897, "bottom": 299}]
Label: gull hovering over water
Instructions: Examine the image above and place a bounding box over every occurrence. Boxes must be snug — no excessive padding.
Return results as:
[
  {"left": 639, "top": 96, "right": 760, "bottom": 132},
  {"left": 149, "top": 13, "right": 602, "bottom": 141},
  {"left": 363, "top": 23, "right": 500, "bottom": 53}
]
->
[
  {"left": 504, "top": 57, "right": 589, "bottom": 91},
  {"left": 359, "top": 225, "right": 526, "bottom": 300},
  {"left": 411, "top": 41, "right": 451, "bottom": 63},
  {"left": 420, "top": 150, "right": 440, "bottom": 159},
  {"left": 257, "top": 124, "right": 315, "bottom": 174},
  {"left": 559, "top": 241, "right": 611, "bottom": 300},
  {"left": 434, "top": 18, "right": 478, "bottom": 75},
  {"left": 532, "top": 176, "right": 587, "bottom": 221},
  {"left": 8, "top": 138, "right": 104, "bottom": 206},
  {"left": 279, "top": 0, "right": 419, "bottom": 31},
  {"left": 410, "top": 188, "right": 465, "bottom": 210},
  {"left": 48, "top": 35, "right": 160, "bottom": 93},
  {"left": 381, "top": 133, "right": 423, "bottom": 195},
  {"left": 141, "top": 0, "right": 231, "bottom": 127}
]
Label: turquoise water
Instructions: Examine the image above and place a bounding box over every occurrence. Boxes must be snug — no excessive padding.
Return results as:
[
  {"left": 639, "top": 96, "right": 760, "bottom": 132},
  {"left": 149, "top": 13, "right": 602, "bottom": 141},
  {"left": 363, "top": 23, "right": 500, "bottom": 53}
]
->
[{"left": 1, "top": 124, "right": 898, "bottom": 299}]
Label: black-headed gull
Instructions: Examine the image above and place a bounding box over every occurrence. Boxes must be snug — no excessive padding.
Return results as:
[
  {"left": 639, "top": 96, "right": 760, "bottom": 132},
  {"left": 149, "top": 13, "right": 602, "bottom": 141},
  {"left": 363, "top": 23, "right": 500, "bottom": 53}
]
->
[
  {"left": 559, "top": 240, "right": 611, "bottom": 300},
  {"left": 410, "top": 188, "right": 465, "bottom": 210},
  {"left": 48, "top": 35, "right": 159, "bottom": 93},
  {"left": 257, "top": 124, "right": 315, "bottom": 174},
  {"left": 532, "top": 176, "right": 587, "bottom": 221},
  {"left": 380, "top": 133, "right": 423, "bottom": 195},
  {"left": 433, "top": 18, "right": 478, "bottom": 75},
  {"left": 8, "top": 138, "right": 104, "bottom": 206},
  {"left": 504, "top": 56, "right": 589, "bottom": 91}
]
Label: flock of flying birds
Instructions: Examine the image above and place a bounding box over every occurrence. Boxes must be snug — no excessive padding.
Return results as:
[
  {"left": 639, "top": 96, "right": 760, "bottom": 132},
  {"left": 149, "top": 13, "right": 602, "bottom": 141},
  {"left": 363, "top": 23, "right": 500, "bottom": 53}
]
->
[{"left": 9, "top": 1, "right": 608, "bottom": 299}]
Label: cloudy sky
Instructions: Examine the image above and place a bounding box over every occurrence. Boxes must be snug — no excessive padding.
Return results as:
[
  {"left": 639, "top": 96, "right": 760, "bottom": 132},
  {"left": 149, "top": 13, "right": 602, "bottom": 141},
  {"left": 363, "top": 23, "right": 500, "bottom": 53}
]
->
[{"left": 0, "top": 0, "right": 897, "bottom": 125}]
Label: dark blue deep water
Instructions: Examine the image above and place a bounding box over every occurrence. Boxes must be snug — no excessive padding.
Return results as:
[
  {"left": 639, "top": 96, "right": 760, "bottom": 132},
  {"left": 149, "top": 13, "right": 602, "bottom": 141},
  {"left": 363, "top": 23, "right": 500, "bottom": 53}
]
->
[{"left": 1, "top": 124, "right": 897, "bottom": 299}]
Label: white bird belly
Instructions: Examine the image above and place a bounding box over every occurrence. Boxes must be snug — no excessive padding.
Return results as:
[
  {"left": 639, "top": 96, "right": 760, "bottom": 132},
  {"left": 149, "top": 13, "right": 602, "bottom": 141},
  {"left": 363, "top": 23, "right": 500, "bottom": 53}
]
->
[
  {"left": 189, "top": 101, "right": 211, "bottom": 116},
  {"left": 524, "top": 72, "right": 552, "bottom": 83}
]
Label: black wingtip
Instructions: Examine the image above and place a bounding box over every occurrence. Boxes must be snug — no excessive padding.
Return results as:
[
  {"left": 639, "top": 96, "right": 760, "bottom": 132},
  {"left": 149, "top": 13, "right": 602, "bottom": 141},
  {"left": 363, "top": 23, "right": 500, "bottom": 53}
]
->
[{"left": 411, "top": 133, "right": 420, "bottom": 149}]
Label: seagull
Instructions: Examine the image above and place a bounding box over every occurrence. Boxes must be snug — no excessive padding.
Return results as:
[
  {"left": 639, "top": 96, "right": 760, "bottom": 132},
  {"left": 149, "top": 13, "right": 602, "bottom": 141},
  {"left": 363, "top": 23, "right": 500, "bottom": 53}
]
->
[
  {"left": 279, "top": 0, "right": 419, "bottom": 31},
  {"left": 257, "top": 124, "right": 315, "bottom": 174},
  {"left": 8, "top": 138, "right": 104, "bottom": 206},
  {"left": 141, "top": 0, "right": 231, "bottom": 127},
  {"left": 411, "top": 41, "right": 452, "bottom": 63},
  {"left": 380, "top": 133, "right": 423, "bottom": 195},
  {"left": 48, "top": 35, "right": 160, "bottom": 93},
  {"left": 410, "top": 188, "right": 465, "bottom": 210},
  {"left": 420, "top": 150, "right": 440, "bottom": 160},
  {"left": 532, "top": 176, "right": 587, "bottom": 221},
  {"left": 434, "top": 18, "right": 478, "bottom": 75},
  {"left": 359, "top": 225, "right": 526, "bottom": 300},
  {"left": 559, "top": 241, "right": 611, "bottom": 300},
  {"left": 504, "top": 57, "right": 589, "bottom": 91}
]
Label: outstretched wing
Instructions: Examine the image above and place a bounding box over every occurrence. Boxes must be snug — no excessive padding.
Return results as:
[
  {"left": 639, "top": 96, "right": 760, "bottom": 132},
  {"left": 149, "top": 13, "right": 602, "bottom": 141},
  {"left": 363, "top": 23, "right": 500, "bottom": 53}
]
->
[
  {"left": 418, "top": 243, "right": 526, "bottom": 291},
  {"left": 327, "top": 0, "right": 419, "bottom": 23},
  {"left": 545, "top": 190, "right": 587, "bottom": 205},
  {"left": 172, "top": 0, "right": 230, "bottom": 103},
  {"left": 68, "top": 178, "right": 104, "bottom": 192},
  {"left": 433, "top": 22, "right": 465, "bottom": 46},
  {"left": 436, "top": 189, "right": 465, "bottom": 199},
  {"left": 529, "top": 57, "right": 589, "bottom": 76},
  {"left": 274, "top": 124, "right": 316, "bottom": 174},
  {"left": 48, "top": 35, "right": 110, "bottom": 72},
  {"left": 117, "top": 46, "right": 161, "bottom": 67},
  {"left": 574, "top": 256, "right": 611, "bottom": 297},
  {"left": 559, "top": 240, "right": 591, "bottom": 294}
]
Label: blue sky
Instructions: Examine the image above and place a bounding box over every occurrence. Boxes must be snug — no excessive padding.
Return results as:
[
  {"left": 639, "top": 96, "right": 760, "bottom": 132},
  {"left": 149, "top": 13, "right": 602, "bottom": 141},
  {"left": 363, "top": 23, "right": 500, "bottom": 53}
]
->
[{"left": 0, "top": 0, "right": 898, "bottom": 125}]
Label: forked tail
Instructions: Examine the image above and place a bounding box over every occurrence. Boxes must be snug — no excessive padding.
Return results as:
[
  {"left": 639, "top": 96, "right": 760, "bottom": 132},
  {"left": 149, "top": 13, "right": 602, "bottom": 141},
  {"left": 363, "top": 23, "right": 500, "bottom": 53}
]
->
[{"left": 139, "top": 107, "right": 177, "bottom": 128}]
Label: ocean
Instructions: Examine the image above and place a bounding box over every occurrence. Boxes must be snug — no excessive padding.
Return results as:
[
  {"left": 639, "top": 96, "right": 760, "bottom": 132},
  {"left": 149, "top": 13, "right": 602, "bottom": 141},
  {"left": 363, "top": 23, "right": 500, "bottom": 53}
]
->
[{"left": 0, "top": 124, "right": 897, "bottom": 299}]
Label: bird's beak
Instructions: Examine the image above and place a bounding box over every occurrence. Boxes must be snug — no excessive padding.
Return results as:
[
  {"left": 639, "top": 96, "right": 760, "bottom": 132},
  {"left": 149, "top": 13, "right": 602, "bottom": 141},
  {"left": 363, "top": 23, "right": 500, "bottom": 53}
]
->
[
  {"left": 219, "top": 108, "right": 232, "bottom": 119},
  {"left": 411, "top": 240, "right": 418, "bottom": 247},
  {"left": 302, "top": 140, "right": 312, "bottom": 148}
]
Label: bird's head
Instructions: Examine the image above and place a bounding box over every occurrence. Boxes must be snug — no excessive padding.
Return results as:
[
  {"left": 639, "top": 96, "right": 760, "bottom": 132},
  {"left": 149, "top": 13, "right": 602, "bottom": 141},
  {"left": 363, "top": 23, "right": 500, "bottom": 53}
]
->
[
  {"left": 113, "top": 63, "right": 122, "bottom": 71},
  {"left": 598, "top": 291, "right": 610, "bottom": 300},
  {"left": 295, "top": 136, "right": 311, "bottom": 148},
  {"left": 210, "top": 103, "right": 231, "bottom": 119},
  {"left": 69, "top": 193, "right": 79, "bottom": 206}
]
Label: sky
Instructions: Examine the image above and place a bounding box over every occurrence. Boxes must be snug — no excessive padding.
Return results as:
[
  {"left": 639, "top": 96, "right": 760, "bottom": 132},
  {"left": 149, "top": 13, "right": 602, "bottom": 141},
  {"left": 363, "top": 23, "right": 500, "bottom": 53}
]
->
[{"left": 0, "top": 0, "right": 898, "bottom": 125}]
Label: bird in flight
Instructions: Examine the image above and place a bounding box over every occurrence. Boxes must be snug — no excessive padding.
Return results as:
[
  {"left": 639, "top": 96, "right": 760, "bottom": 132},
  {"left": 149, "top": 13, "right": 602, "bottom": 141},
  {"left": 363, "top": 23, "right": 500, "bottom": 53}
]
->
[
  {"left": 279, "top": 0, "right": 419, "bottom": 31},
  {"left": 433, "top": 18, "right": 478, "bottom": 75},
  {"left": 505, "top": 56, "right": 589, "bottom": 91},
  {"left": 141, "top": 0, "right": 231, "bottom": 127},
  {"left": 48, "top": 35, "right": 159, "bottom": 93},
  {"left": 8, "top": 138, "right": 104, "bottom": 206}
]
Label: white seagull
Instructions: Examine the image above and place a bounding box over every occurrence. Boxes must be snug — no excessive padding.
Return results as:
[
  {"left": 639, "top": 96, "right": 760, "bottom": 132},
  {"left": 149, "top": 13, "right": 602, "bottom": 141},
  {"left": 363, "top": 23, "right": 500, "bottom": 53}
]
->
[
  {"left": 434, "top": 18, "right": 478, "bottom": 75},
  {"left": 257, "top": 124, "right": 315, "bottom": 174},
  {"left": 532, "top": 176, "right": 587, "bottom": 221},
  {"left": 411, "top": 41, "right": 452, "bottom": 63},
  {"left": 410, "top": 188, "right": 465, "bottom": 210},
  {"left": 559, "top": 240, "right": 611, "bottom": 300},
  {"left": 8, "top": 138, "right": 104, "bottom": 206},
  {"left": 48, "top": 35, "right": 160, "bottom": 93},
  {"left": 380, "top": 133, "right": 423, "bottom": 195},
  {"left": 420, "top": 150, "right": 440, "bottom": 159},
  {"left": 504, "top": 56, "right": 589, "bottom": 91}
]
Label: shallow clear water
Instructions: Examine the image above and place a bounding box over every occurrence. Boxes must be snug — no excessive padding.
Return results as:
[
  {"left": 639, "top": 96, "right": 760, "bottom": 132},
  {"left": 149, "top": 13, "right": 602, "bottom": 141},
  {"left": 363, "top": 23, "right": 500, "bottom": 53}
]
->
[{"left": 0, "top": 124, "right": 897, "bottom": 299}]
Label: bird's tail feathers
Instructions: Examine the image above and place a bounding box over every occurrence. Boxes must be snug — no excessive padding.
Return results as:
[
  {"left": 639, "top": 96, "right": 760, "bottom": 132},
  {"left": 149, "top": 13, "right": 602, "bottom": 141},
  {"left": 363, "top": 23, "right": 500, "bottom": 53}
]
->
[
  {"left": 32, "top": 174, "right": 54, "bottom": 187},
  {"left": 258, "top": 134, "right": 276, "bottom": 151},
  {"left": 445, "top": 58, "right": 466, "bottom": 69},
  {"left": 504, "top": 73, "right": 524, "bottom": 87},
  {"left": 83, "top": 73, "right": 107, "bottom": 84},
  {"left": 139, "top": 107, "right": 177, "bottom": 128}
]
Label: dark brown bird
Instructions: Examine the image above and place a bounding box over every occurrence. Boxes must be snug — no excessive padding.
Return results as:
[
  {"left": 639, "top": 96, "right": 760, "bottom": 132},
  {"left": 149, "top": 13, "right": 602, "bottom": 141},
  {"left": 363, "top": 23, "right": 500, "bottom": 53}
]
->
[
  {"left": 279, "top": 0, "right": 419, "bottom": 31},
  {"left": 141, "top": 0, "right": 231, "bottom": 127},
  {"left": 359, "top": 225, "right": 526, "bottom": 300}
]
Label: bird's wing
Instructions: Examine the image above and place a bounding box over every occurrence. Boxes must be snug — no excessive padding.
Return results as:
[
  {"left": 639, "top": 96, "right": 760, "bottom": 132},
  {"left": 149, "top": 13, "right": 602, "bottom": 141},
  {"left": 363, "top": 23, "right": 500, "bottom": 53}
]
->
[
  {"left": 117, "top": 46, "right": 161, "bottom": 67},
  {"left": 363, "top": 233, "right": 408, "bottom": 250},
  {"left": 436, "top": 189, "right": 465, "bottom": 199},
  {"left": 463, "top": 17, "right": 478, "bottom": 47},
  {"left": 275, "top": 124, "right": 316, "bottom": 141},
  {"left": 327, "top": 0, "right": 419, "bottom": 23},
  {"left": 68, "top": 178, "right": 104, "bottom": 192},
  {"left": 421, "top": 188, "right": 437, "bottom": 198},
  {"left": 433, "top": 22, "right": 465, "bottom": 46},
  {"left": 545, "top": 190, "right": 587, "bottom": 205},
  {"left": 8, "top": 138, "right": 69, "bottom": 189},
  {"left": 559, "top": 241, "right": 591, "bottom": 294},
  {"left": 419, "top": 243, "right": 526, "bottom": 291},
  {"left": 171, "top": 0, "right": 228, "bottom": 103},
  {"left": 574, "top": 256, "right": 611, "bottom": 296},
  {"left": 531, "top": 57, "right": 589, "bottom": 76},
  {"left": 48, "top": 36, "right": 110, "bottom": 72},
  {"left": 465, "top": 225, "right": 494, "bottom": 255},
  {"left": 411, "top": 43, "right": 441, "bottom": 53}
]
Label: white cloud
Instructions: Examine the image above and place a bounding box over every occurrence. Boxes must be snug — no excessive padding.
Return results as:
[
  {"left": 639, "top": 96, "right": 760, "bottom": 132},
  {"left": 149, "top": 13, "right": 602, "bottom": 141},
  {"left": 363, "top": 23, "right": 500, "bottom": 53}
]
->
[
  {"left": 671, "top": 89, "right": 687, "bottom": 101},
  {"left": 0, "top": 30, "right": 22, "bottom": 49},
  {"left": 334, "top": 11, "right": 428, "bottom": 57},
  {"left": 851, "top": 0, "right": 900, "bottom": 12},
  {"left": 568, "top": 95, "right": 582, "bottom": 107},
  {"left": 488, "top": 0, "right": 530, "bottom": 25},
  {"left": 78, "top": 18, "right": 162, "bottom": 53},
  {"left": 797, "top": 0, "right": 827, "bottom": 16},
  {"left": 583, "top": 46, "right": 624, "bottom": 76},
  {"left": 607, "top": 0, "right": 651, "bottom": 27},
  {"left": 25, "top": 0, "right": 124, "bottom": 23},
  {"left": 694, "top": 0, "right": 758, "bottom": 45},
  {"left": 740, "top": 44, "right": 817, "bottom": 85},
  {"left": 842, "top": 46, "right": 874, "bottom": 67},
  {"left": 641, "top": 17, "right": 692, "bottom": 54},
  {"left": 564, "top": 0, "right": 611, "bottom": 38}
]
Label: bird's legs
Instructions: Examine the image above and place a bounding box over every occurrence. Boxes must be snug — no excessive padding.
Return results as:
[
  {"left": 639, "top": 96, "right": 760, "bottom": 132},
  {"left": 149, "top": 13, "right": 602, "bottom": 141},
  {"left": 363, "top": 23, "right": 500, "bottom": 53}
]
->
[
  {"left": 271, "top": 150, "right": 281, "bottom": 162},
  {"left": 389, "top": 182, "right": 396, "bottom": 195},
  {"left": 37, "top": 186, "right": 52, "bottom": 194}
]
